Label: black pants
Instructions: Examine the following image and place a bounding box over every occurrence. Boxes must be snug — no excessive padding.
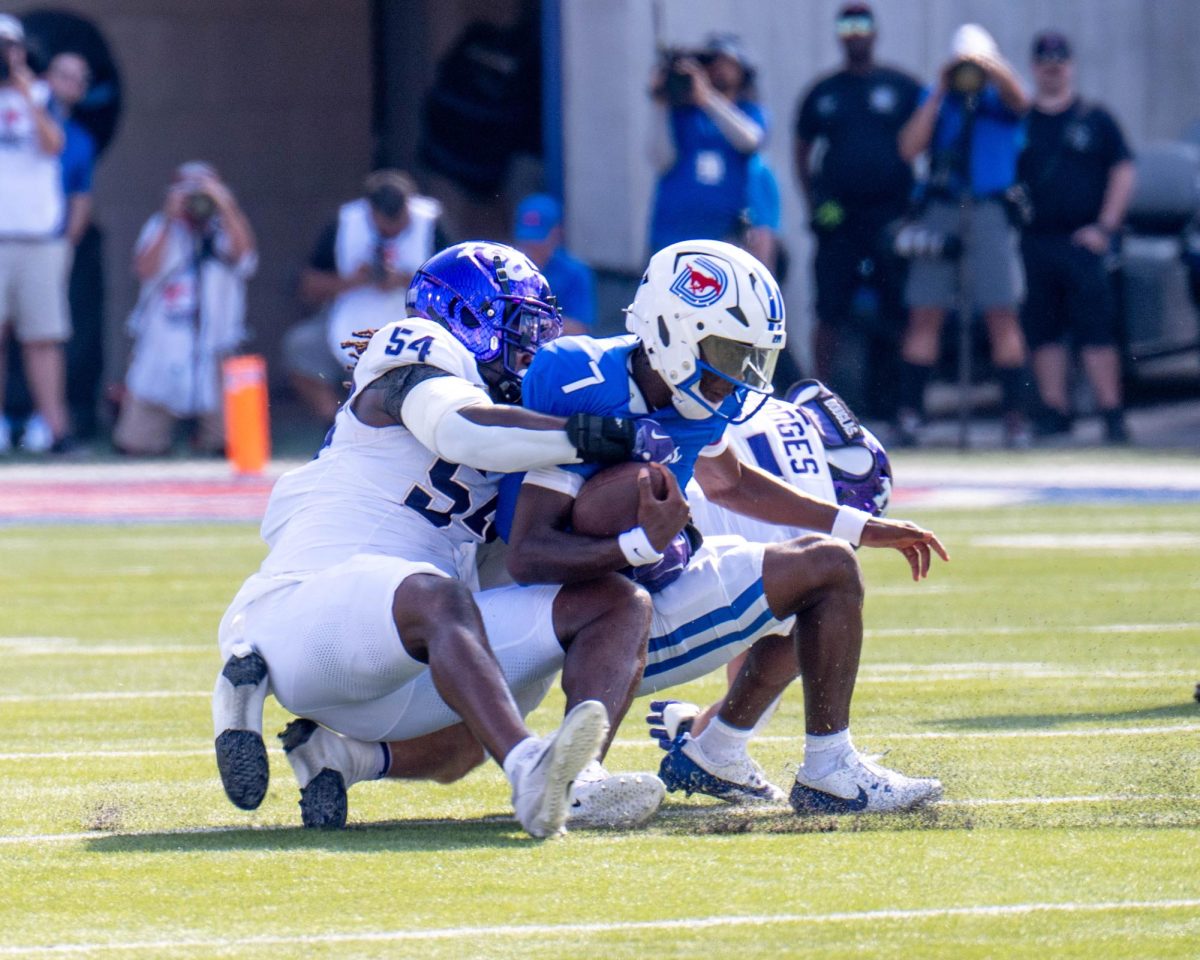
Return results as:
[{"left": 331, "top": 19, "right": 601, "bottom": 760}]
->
[
  {"left": 812, "top": 204, "right": 909, "bottom": 420},
  {"left": 1021, "top": 232, "right": 1117, "bottom": 351}
]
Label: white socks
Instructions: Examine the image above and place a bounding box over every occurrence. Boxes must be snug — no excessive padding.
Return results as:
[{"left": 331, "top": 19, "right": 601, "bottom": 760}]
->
[
  {"left": 501, "top": 735, "right": 543, "bottom": 788},
  {"left": 693, "top": 716, "right": 755, "bottom": 766},
  {"left": 340, "top": 733, "right": 390, "bottom": 786},
  {"left": 802, "top": 728, "right": 853, "bottom": 779}
]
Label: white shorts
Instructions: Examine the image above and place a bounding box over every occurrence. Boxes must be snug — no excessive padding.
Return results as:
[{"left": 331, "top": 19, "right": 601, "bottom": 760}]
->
[
  {"left": 218, "top": 554, "right": 563, "bottom": 742},
  {"left": 638, "top": 535, "right": 795, "bottom": 696}
]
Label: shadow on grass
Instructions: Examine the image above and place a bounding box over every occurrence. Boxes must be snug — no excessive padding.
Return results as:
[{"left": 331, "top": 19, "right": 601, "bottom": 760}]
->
[
  {"left": 82, "top": 813, "right": 531, "bottom": 855},
  {"left": 924, "top": 701, "right": 1199, "bottom": 731},
  {"left": 647, "top": 799, "right": 1200, "bottom": 837}
]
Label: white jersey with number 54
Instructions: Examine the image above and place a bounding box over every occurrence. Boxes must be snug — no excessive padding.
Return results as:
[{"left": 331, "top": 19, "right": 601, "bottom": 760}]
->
[{"left": 256, "top": 318, "right": 500, "bottom": 583}]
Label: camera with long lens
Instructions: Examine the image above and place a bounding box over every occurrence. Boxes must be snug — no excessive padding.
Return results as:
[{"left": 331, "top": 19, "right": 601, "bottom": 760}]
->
[
  {"left": 885, "top": 221, "right": 963, "bottom": 261},
  {"left": 183, "top": 191, "right": 217, "bottom": 227},
  {"left": 659, "top": 48, "right": 715, "bottom": 106},
  {"left": 947, "top": 58, "right": 986, "bottom": 96}
]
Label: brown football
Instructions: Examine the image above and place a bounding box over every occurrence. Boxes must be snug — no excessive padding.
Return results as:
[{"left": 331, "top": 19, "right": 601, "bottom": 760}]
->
[{"left": 571, "top": 462, "right": 667, "bottom": 538}]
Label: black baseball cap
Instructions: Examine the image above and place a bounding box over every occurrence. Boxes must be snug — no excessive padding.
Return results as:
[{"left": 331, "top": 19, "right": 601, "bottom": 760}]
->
[
  {"left": 1032, "top": 31, "right": 1072, "bottom": 61},
  {"left": 837, "top": 3, "right": 874, "bottom": 19}
]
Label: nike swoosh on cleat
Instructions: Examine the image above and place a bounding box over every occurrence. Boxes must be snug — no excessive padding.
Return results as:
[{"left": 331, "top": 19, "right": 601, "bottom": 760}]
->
[{"left": 791, "top": 785, "right": 869, "bottom": 813}]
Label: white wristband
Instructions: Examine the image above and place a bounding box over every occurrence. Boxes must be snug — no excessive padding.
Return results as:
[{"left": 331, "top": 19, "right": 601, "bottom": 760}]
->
[
  {"left": 830, "top": 505, "right": 871, "bottom": 547},
  {"left": 617, "top": 527, "right": 665, "bottom": 567}
]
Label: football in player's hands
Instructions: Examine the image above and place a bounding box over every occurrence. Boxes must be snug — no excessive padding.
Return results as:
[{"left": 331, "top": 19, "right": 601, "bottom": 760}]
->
[{"left": 572, "top": 462, "right": 666, "bottom": 538}]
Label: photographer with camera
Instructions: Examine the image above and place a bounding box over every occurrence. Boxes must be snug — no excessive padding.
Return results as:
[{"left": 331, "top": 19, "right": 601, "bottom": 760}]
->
[
  {"left": 648, "top": 33, "right": 768, "bottom": 253},
  {"left": 795, "top": 3, "right": 920, "bottom": 422},
  {"left": 895, "top": 24, "right": 1033, "bottom": 447},
  {"left": 283, "top": 169, "right": 444, "bottom": 423},
  {"left": 113, "top": 161, "right": 257, "bottom": 455},
  {"left": 0, "top": 14, "right": 70, "bottom": 455}
]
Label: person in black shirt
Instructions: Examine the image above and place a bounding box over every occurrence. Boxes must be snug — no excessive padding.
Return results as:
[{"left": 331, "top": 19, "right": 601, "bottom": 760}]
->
[
  {"left": 795, "top": 3, "right": 920, "bottom": 421},
  {"left": 1018, "top": 31, "right": 1136, "bottom": 443}
]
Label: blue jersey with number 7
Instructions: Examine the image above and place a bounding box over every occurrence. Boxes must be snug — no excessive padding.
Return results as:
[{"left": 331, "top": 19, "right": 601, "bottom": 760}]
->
[{"left": 493, "top": 334, "right": 729, "bottom": 541}]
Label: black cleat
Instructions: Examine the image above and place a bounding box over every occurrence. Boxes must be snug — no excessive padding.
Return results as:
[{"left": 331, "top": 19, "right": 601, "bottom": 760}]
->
[
  {"left": 279, "top": 718, "right": 349, "bottom": 829},
  {"left": 212, "top": 651, "right": 271, "bottom": 810},
  {"left": 215, "top": 729, "right": 270, "bottom": 810}
]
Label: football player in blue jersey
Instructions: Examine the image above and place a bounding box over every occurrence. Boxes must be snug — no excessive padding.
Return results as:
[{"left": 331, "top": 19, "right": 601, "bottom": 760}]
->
[
  {"left": 499, "top": 239, "right": 950, "bottom": 814},
  {"left": 647, "top": 378, "right": 897, "bottom": 781},
  {"left": 213, "top": 242, "right": 677, "bottom": 837}
]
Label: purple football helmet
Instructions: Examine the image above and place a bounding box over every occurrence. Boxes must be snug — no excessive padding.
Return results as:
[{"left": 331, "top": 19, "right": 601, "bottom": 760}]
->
[
  {"left": 785, "top": 379, "right": 892, "bottom": 517},
  {"left": 407, "top": 241, "right": 563, "bottom": 402}
]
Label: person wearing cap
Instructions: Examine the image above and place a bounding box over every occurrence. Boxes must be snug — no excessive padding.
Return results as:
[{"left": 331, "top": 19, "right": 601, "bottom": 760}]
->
[
  {"left": 0, "top": 13, "right": 70, "bottom": 454},
  {"left": 795, "top": 3, "right": 921, "bottom": 422},
  {"left": 284, "top": 169, "right": 447, "bottom": 423},
  {"left": 1018, "top": 31, "right": 1136, "bottom": 444},
  {"left": 648, "top": 32, "right": 769, "bottom": 252},
  {"left": 112, "top": 162, "right": 257, "bottom": 455},
  {"left": 512, "top": 193, "right": 595, "bottom": 335},
  {"left": 896, "top": 23, "right": 1033, "bottom": 448}
]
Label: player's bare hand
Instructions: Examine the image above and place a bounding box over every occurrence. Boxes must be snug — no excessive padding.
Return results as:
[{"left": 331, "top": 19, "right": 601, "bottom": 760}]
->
[
  {"left": 861, "top": 518, "right": 950, "bottom": 581},
  {"left": 636, "top": 464, "right": 689, "bottom": 551}
]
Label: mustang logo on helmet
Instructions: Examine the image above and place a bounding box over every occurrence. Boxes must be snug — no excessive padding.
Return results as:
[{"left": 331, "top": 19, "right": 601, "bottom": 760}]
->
[{"left": 669, "top": 256, "right": 728, "bottom": 308}]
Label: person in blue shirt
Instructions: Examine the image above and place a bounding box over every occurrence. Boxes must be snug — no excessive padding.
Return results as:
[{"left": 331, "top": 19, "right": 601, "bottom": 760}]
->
[
  {"left": 648, "top": 34, "right": 768, "bottom": 253},
  {"left": 896, "top": 24, "right": 1033, "bottom": 448},
  {"left": 512, "top": 193, "right": 597, "bottom": 334},
  {"left": 499, "top": 239, "right": 949, "bottom": 816},
  {"left": 47, "top": 53, "right": 96, "bottom": 246}
]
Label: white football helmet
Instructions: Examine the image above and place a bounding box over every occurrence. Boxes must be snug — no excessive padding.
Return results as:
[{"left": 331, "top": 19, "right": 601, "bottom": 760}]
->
[{"left": 625, "top": 240, "right": 785, "bottom": 422}]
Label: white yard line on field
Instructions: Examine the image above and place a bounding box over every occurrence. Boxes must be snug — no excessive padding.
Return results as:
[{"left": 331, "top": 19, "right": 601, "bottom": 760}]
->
[
  {"left": 0, "top": 691, "right": 209, "bottom": 704},
  {"left": 612, "top": 724, "right": 1200, "bottom": 747},
  {"left": 866, "top": 622, "right": 1200, "bottom": 637},
  {"left": 0, "top": 899, "right": 1198, "bottom": 954},
  {"left": 1, "top": 723, "right": 1197, "bottom": 761}
]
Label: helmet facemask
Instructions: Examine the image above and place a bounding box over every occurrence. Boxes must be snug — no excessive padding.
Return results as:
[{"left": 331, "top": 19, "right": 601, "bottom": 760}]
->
[
  {"left": 625, "top": 240, "right": 786, "bottom": 423},
  {"left": 672, "top": 335, "right": 779, "bottom": 423}
]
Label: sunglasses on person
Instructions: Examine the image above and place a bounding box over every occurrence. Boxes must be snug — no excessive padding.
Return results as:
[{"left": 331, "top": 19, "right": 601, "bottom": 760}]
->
[
  {"left": 836, "top": 15, "right": 875, "bottom": 38},
  {"left": 1034, "top": 50, "right": 1071, "bottom": 65}
]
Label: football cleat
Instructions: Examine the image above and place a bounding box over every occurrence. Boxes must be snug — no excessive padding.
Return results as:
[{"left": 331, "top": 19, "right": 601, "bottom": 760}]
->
[
  {"left": 790, "top": 751, "right": 942, "bottom": 814},
  {"left": 658, "top": 731, "right": 786, "bottom": 804},
  {"left": 212, "top": 650, "right": 270, "bottom": 810},
  {"left": 646, "top": 699, "right": 701, "bottom": 748},
  {"left": 279, "top": 719, "right": 384, "bottom": 829},
  {"left": 567, "top": 761, "right": 665, "bottom": 830},
  {"left": 279, "top": 719, "right": 348, "bottom": 829},
  {"left": 510, "top": 700, "right": 609, "bottom": 838}
]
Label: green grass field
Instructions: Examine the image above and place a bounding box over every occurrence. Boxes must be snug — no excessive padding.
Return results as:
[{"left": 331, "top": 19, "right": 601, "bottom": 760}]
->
[{"left": 2, "top": 500, "right": 1199, "bottom": 958}]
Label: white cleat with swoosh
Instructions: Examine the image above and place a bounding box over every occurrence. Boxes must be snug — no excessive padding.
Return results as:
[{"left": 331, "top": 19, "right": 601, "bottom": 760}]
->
[{"left": 790, "top": 751, "right": 942, "bottom": 814}]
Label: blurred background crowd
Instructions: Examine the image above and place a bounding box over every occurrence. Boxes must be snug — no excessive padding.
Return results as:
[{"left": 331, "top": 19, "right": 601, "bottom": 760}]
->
[{"left": 0, "top": 0, "right": 1198, "bottom": 458}]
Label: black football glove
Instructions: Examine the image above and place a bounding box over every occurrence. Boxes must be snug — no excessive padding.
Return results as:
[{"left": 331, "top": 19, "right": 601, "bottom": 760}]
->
[{"left": 565, "top": 414, "right": 678, "bottom": 465}]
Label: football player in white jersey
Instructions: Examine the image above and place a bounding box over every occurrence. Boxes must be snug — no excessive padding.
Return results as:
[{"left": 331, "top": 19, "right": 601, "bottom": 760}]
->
[
  {"left": 648, "top": 379, "right": 896, "bottom": 788},
  {"left": 213, "top": 242, "right": 680, "bottom": 837},
  {"left": 501, "top": 240, "right": 950, "bottom": 816}
]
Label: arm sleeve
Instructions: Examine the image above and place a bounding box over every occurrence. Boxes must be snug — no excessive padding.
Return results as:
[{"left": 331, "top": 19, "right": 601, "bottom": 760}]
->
[
  {"left": 400, "top": 376, "right": 583, "bottom": 474},
  {"left": 1100, "top": 109, "right": 1133, "bottom": 165},
  {"left": 308, "top": 222, "right": 338, "bottom": 272},
  {"left": 795, "top": 86, "right": 819, "bottom": 140}
]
